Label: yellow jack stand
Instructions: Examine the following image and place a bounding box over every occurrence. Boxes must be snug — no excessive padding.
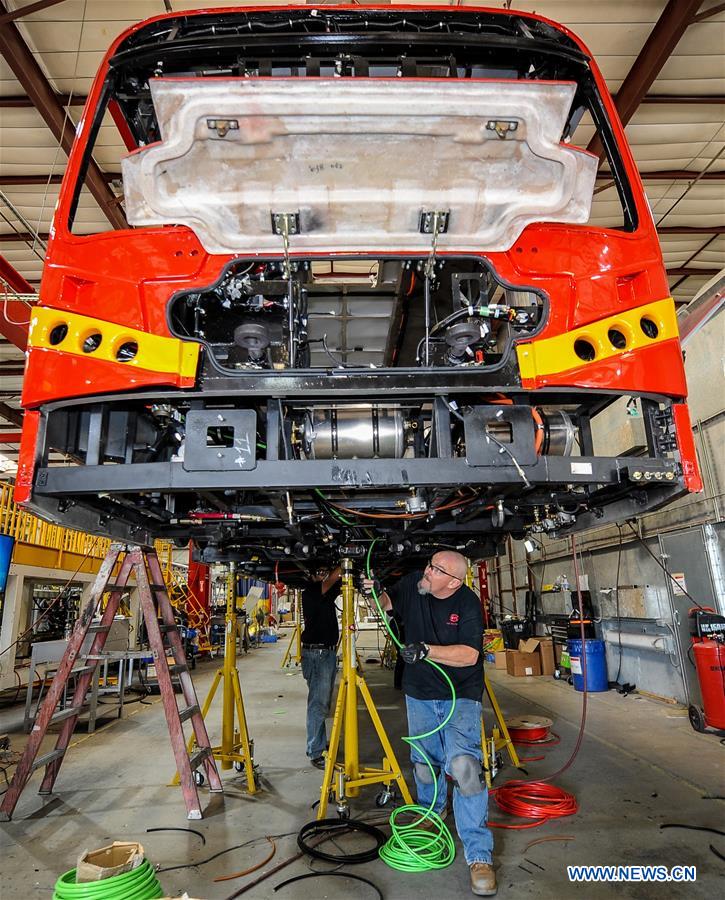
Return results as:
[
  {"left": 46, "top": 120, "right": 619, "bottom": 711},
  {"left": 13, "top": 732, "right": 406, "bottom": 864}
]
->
[
  {"left": 280, "top": 589, "right": 302, "bottom": 668},
  {"left": 317, "top": 558, "right": 413, "bottom": 819},
  {"left": 480, "top": 673, "right": 520, "bottom": 788},
  {"left": 173, "top": 562, "right": 257, "bottom": 793}
]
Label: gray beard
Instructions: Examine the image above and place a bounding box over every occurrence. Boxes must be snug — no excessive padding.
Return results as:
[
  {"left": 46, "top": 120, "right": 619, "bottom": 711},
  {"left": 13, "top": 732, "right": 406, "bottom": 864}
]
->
[{"left": 417, "top": 579, "right": 430, "bottom": 596}]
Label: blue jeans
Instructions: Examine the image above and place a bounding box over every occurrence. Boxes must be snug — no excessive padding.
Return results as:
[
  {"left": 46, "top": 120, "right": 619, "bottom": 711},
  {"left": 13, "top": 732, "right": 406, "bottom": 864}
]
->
[
  {"left": 405, "top": 696, "right": 493, "bottom": 866},
  {"left": 301, "top": 649, "right": 337, "bottom": 759}
]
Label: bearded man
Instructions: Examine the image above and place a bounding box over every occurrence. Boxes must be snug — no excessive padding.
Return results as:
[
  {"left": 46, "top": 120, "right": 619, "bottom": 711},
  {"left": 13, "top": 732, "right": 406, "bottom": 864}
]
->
[{"left": 370, "top": 551, "right": 495, "bottom": 896}]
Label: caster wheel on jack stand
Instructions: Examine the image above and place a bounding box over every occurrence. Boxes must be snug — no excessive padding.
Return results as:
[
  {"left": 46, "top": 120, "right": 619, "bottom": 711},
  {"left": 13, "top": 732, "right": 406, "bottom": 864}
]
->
[{"left": 375, "top": 787, "right": 395, "bottom": 808}]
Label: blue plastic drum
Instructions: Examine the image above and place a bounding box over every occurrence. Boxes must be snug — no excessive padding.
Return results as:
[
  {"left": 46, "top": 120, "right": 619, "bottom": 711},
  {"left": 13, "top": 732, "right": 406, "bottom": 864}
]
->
[{"left": 567, "top": 638, "right": 608, "bottom": 692}]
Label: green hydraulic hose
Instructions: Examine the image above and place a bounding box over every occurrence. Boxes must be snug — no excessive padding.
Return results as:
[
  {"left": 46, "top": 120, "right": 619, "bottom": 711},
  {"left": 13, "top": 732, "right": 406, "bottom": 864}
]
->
[
  {"left": 365, "top": 542, "right": 457, "bottom": 872},
  {"left": 52, "top": 859, "right": 164, "bottom": 900}
]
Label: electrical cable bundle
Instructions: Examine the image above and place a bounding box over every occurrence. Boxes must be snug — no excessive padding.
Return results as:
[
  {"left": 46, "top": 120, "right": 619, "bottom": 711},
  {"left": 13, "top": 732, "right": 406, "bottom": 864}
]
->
[
  {"left": 365, "top": 543, "right": 457, "bottom": 873},
  {"left": 297, "top": 818, "right": 386, "bottom": 864},
  {"left": 52, "top": 859, "right": 163, "bottom": 899}
]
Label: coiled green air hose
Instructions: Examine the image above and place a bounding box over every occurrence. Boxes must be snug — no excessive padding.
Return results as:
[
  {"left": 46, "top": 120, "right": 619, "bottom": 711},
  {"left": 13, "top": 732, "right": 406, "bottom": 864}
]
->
[
  {"left": 52, "top": 859, "right": 164, "bottom": 900},
  {"left": 365, "top": 543, "right": 457, "bottom": 872}
]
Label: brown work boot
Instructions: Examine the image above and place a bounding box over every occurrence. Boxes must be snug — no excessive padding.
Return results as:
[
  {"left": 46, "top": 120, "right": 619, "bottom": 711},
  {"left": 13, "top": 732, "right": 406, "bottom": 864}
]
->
[
  {"left": 470, "top": 862, "right": 497, "bottom": 896},
  {"left": 418, "top": 807, "right": 448, "bottom": 830}
]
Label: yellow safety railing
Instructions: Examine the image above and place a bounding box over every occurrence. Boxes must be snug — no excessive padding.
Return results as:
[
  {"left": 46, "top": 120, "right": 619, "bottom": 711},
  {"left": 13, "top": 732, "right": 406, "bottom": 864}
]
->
[
  {"left": 0, "top": 480, "right": 175, "bottom": 575},
  {"left": 0, "top": 480, "right": 111, "bottom": 565}
]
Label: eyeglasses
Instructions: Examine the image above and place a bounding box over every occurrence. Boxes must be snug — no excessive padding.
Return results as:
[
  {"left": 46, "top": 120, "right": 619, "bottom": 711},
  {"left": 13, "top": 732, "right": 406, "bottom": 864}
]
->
[{"left": 425, "top": 560, "right": 462, "bottom": 581}]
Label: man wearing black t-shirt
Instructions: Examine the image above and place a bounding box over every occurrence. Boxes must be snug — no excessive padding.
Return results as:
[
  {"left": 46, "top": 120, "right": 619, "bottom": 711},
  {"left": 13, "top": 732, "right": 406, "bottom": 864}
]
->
[
  {"left": 372, "top": 551, "right": 495, "bottom": 896},
  {"left": 300, "top": 566, "right": 341, "bottom": 769}
]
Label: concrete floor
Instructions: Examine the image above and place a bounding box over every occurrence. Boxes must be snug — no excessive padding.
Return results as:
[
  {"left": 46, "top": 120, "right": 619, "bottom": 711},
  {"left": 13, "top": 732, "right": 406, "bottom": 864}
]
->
[{"left": 0, "top": 632, "right": 723, "bottom": 899}]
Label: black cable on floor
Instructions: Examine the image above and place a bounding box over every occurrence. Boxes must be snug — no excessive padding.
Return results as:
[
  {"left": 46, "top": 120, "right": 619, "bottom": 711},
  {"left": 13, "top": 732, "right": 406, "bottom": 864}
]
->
[
  {"left": 146, "top": 826, "right": 206, "bottom": 845},
  {"left": 660, "top": 824, "right": 725, "bottom": 837},
  {"left": 297, "top": 818, "right": 386, "bottom": 865},
  {"left": 157, "top": 831, "right": 297, "bottom": 873},
  {"left": 273, "top": 871, "right": 383, "bottom": 900}
]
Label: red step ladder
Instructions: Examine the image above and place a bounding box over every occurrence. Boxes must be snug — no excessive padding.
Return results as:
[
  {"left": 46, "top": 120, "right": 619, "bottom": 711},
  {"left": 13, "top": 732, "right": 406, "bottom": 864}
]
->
[{"left": 0, "top": 544, "right": 222, "bottom": 821}]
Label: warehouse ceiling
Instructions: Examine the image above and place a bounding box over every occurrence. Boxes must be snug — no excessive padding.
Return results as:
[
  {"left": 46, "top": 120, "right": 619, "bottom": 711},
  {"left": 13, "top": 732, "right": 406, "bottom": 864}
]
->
[{"left": 0, "top": 0, "right": 724, "bottom": 469}]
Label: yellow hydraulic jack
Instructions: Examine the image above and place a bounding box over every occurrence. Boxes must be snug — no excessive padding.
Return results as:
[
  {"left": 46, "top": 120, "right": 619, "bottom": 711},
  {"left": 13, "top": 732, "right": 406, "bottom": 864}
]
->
[
  {"left": 280, "top": 588, "right": 302, "bottom": 668},
  {"left": 317, "top": 557, "right": 413, "bottom": 819},
  {"left": 480, "top": 673, "right": 520, "bottom": 788},
  {"left": 173, "top": 562, "right": 257, "bottom": 793},
  {"left": 465, "top": 561, "right": 521, "bottom": 786}
]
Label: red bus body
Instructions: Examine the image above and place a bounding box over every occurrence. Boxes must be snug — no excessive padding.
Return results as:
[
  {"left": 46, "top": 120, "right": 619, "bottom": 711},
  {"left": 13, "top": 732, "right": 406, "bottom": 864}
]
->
[{"left": 16, "top": 5, "right": 701, "bottom": 576}]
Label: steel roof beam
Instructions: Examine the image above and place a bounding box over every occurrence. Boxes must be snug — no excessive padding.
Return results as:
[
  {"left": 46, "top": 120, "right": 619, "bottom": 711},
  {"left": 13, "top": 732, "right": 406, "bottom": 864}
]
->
[
  {"left": 641, "top": 93, "right": 725, "bottom": 104},
  {"left": 667, "top": 267, "right": 721, "bottom": 276},
  {"left": 0, "top": 1, "right": 126, "bottom": 230},
  {"left": 3, "top": 91, "right": 724, "bottom": 111},
  {"left": 0, "top": 0, "right": 67, "bottom": 27},
  {"left": 588, "top": 0, "right": 705, "bottom": 160},
  {"left": 0, "top": 402, "right": 22, "bottom": 426},
  {"left": 0, "top": 232, "right": 51, "bottom": 243},
  {"left": 0, "top": 92, "right": 84, "bottom": 107},
  {"left": 0, "top": 173, "right": 119, "bottom": 185},
  {"left": 0, "top": 254, "right": 32, "bottom": 348},
  {"left": 658, "top": 226, "right": 725, "bottom": 234},
  {"left": 0, "top": 254, "right": 34, "bottom": 293},
  {"left": 4, "top": 170, "right": 725, "bottom": 189}
]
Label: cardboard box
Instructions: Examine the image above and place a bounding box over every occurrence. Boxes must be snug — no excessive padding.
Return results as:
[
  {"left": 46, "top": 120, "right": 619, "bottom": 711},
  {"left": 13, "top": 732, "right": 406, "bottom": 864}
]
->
[
  {"left": 494, "top": 651, "right": 508, "bottom": 670},
  {"left": 538, "top": 638, "right": 555, "bottom": 676},
  {"left": 76, "top": 842, "right": 144, "bottom": 883},
  {"left": 518, "top": 637, "right": 555, "bottom": 676},
  {"left": 505, "top": 649, "right": 541, "bottom": 677}
]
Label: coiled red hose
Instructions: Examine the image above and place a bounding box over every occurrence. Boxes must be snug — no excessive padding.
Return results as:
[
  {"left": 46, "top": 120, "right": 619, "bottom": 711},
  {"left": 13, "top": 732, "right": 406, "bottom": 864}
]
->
[
  {"left": 490, "top": 781, "right": 578, "bottom": 829},
  {"left": 508, "top": 726, "right": 558, "bottom": 744},
  {"left": 488, "top": 534, "right": 588, "bottom": 830}
]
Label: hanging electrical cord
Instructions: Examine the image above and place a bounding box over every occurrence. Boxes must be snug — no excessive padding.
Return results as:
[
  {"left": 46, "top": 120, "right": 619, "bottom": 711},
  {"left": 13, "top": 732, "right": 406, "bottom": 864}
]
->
[
  {"left": 364, "top": 542, "right": 456, "bottom": 872},
  {"left": 613, "top": 524, "right": 625, "bottom": 685},
  {"left": 626, "top": 522, "right": 705, "bottom": 609}
]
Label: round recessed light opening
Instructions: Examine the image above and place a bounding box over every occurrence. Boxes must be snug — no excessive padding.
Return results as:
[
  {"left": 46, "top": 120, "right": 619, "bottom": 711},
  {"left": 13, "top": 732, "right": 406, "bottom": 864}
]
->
[
  {"left": 116, "top": 340, "right": 138, "bottom": 362},
  {"left": 574, "top": 338, "right": 597, "bottom": 362},
  {"left": 48, "top": 323, "right": 68, "bottom": 345},
  {"left": 608, "top": 328, "right": 628, "bottom": 350},
  {"left": 640, "top": 317, "right": 659, "bottom": 339},
  {"left": 82, "top": 332, "right": 102, "bottom": 353}
]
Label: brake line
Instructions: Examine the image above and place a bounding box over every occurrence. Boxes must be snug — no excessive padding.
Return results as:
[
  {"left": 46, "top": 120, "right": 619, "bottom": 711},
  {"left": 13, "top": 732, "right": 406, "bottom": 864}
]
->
[{"left": 365, "top": 541, "right": 456, "bottom": 872}]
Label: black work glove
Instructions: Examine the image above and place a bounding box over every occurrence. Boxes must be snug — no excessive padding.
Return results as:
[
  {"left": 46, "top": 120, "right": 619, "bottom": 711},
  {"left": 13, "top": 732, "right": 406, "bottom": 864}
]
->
[
  {"left": 400, "top": 642, "right": 430, "bottom": 664},
  {"left": 362, "top": 577, "right": 382, "bottom": 596}
]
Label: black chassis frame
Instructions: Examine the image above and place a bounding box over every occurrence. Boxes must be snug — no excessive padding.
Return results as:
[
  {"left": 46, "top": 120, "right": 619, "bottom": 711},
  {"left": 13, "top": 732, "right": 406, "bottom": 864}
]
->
[{"left": 27, "top": 370, "right": 686, "bottom": 575}]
